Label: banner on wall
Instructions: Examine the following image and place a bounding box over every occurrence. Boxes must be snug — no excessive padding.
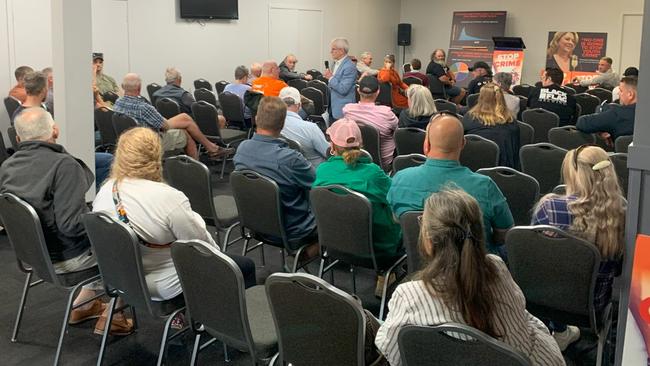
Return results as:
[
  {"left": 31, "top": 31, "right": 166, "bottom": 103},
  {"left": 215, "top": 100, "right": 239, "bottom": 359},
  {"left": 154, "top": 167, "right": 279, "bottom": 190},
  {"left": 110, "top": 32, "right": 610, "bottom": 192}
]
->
[
  {"left": 545, "top": 31, "right": 608, "bottom": 84},
  {"left": 449, "top": 11, "right": 507, "bottom": 49},
  {"left": 492, "top": 50, "right": 525, "bottom": 86},
  {"left": 447, "top": 48, "right": 494, "bottom": 89},
  {"left": 623, "top": 234, "right": 650, "bottom": 363}
]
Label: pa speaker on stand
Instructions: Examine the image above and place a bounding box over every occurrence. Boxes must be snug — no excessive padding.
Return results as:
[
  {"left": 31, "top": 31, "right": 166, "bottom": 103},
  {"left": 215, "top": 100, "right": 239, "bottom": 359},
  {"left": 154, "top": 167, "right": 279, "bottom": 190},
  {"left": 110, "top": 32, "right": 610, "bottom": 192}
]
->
[{"left": 398, "top": 23, "right": 411, "bottom": 67}]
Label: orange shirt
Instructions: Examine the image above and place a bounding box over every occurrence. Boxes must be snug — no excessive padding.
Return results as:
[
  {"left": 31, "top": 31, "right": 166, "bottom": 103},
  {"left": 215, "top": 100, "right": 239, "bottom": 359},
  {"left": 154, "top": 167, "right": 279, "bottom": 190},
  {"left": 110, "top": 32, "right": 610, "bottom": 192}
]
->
[
  {"left": 377, "top": 69, "right": 408, "bottom": 109},
  {"left": 9, "top": 85, "right": 27, "bottom": 103},
  {"left": 250, "top": 76, "right": 288, "bottom": 97}
]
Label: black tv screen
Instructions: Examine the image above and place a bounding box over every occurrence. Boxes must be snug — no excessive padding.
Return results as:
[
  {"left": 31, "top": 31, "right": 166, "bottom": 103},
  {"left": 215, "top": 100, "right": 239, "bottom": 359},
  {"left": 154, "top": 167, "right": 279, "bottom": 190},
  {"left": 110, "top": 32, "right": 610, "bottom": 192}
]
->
[{"left": 180, "top": 0, "right": 238, "bottom": 20}]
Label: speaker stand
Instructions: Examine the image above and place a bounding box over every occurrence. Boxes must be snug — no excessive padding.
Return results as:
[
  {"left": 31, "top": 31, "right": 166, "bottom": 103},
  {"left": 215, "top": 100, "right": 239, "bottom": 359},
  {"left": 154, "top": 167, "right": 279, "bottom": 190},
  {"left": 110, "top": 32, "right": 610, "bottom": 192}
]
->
[{"left": 401, "top": 45, "right": 406, "bottom": 69}]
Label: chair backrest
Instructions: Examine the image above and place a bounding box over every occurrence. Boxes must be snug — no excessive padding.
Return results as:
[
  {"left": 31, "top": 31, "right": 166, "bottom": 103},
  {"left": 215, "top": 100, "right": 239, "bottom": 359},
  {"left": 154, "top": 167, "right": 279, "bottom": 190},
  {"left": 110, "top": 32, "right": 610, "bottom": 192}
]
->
[
  {"left": 147, "top": 83, "right": 162, "bottom": 105},
  {"left": 517, "top": 121, "right": 534, "bottom": 147},
  {"left": 300, "top": 87, "right": 324, "bottom": 115},
  {"left": 287, "top": 78, "right": 308, "bottom": 91},
  {"left": 459, "top": 134, "right": 499, "bottom": 172},
  {"left": 392, "top": 154, "right": 426, "bottom": 174},
  {"left": 191, "top": 101, "right": 222, "bottom": 138},
  {"left": 111, "top": 112, "right": 138, "bottom": 137},
  {"left": 218, "top": 92, "right": 246, "bottom": 124},
  {"left": 194, "top": 88, "right": 218, "bottom": 107},
  {"left": 563, "top": 85, "right": 576, "bottom": 95},
  {"left": 506, "top": 226, "right": 600, "bottom": 328},
  {"left": 517, "top": 96, "right": 528, "bottom": 120},
  {"left": 171, "top": 240, "right": 258, "bottom": 355},
  {"left": 307, "top": 80, "right": 329, "bottom": 105},
  {"left": 434, "top": 99, "right": 458, "bottom": 114},
  {"left": 278, "top": 135, "right": 304, "bottom": 154},
  {"left": 4, "top": 96, "right": 21, "bottom": 119},
  {"left": 466, "top": 93, "right": 480, "bottom": 109},
  {"left": 477, "top": 167, "right": 540, "bottom": 226},
  {"left": 574, "top": 93, "right": 601, "bottom": 115},
  {"left": 306, "top": 69, "right": 323, "bottom": 80},
  {"left": 7, "top": 126, "right": 19, "bottom": 150},
  {"left": 0, "top": 130, "right": 9, "bottom": 164},
  {"left": 215, "top": 80, "right": 230, "bottom": 95},
  {"left": 82, "top": 212, "right": 155, "bottom": 314},
  {"left": 548, "top": 126, "right": 595, "bottom": 150},
  {"left": 615, "top": 135, "right": 633, "bottom": 153},
  {"left": 194, "top": 78, "right": 213, "bottom": 91},
  {"left": 399, "top": 211, "right": 423, "bottom": 274},
  {"left": 156, "top": 97, "right": 181, "bottom": 119},
  {"left": 512, "top": 84, "right": 532, "bottom": 98},
  {"left": 310, "top": 185, "right": 376, "bottom": 269},
  {"left": 101, "top": 91, "right": 119, "bottom": 104},
  {"left": 163, "top": 155, "right": 218, "bottom": 224},
  {"left": 95, "top": 108, "right": 117, "bottom": 145},
  {"left": 427, "top": 75, "right": 446, "bottom": 99},
  {"left": 355, "top": 121, "right": 382, "bottom": 168},
  {"left": 266, "top": 273, "right": 365, "bottom": 366},
  {"left": 230, "top": 170, "right": 287, "bottom": 243},
  {"left": 403, "top": 76, "right": 422, "bottom": 86},
  {"left": 377, "top": 82, "right": 393, "bottom": 107},
  {"left": 398, "top": 324, "right": 531, "bottom": 366},
  {"left": 395, "top": 127, "right": 426, "bottom": 155},
  {"left": 552, "top": 184, "right": 566, "bottom": 195},
  {"left": 586, "top": 87, "right": 612, "bottom": 103},
  {"left": 519, "top": 143, "right": 567, "bottom": 194},
  {"left": 609, "top": 153, "right": 629, "bottom": 196},
  {"left": 0, "top": 193, "right": 59, "bottom": 285},
  {"left": 522, "top": 108, "right": 559, "bottom": 143}
]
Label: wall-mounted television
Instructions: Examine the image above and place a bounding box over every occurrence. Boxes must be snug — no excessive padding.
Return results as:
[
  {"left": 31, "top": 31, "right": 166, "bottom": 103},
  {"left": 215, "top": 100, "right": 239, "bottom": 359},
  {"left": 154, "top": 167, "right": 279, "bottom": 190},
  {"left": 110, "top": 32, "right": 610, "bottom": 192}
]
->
[{"left": 180, "top": 0, "right": 238, "bottom": 20}]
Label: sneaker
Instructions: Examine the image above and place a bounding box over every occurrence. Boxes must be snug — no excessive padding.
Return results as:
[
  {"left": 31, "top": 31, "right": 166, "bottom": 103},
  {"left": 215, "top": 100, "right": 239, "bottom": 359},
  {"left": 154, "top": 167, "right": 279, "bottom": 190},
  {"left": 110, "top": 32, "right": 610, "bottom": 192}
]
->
[
  {"left": 69, "top": 299, "right": 105, "bottom": 325},
  {"left": 375, "top": 273, "right": 396, "bottom": 298},
  {"left": 94, "top": 312, "right": 135, "bottom": 336},
  {"left": 553, "top": 325, "right": 580, "bottom": 351}
]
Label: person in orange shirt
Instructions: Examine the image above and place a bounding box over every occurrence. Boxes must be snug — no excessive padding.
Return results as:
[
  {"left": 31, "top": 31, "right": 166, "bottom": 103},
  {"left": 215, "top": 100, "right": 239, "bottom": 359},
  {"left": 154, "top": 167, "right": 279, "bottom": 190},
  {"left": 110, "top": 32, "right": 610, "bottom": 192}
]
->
[
  {"left": 250, "top": 61, "right": 288, "bottom": 97},
  {"left": 8, "top": 65, "right": 34, "bottom": 103},
  {"left": 377, "top": 54, "right": 408, "bottom": 109}
]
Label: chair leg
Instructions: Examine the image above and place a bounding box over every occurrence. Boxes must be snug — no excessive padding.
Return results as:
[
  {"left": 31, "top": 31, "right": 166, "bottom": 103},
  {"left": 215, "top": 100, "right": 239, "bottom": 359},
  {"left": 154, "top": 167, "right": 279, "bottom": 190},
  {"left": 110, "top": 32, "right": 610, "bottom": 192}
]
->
[
  {"left": 379, "top": 273, "right": 391, "bottom": 320},
  {"left": 242, "top": 237, "right": 250, "bottom": 256},
  {"left": 224, "top": 343, "right": 231, "bottom": 362},
  {"left": 190, "top": 333, "right": 201, "bottom": 366},
  {"left": 219, "top": 156, "right": 227, "bottom": 179},
  {"left": 97, "top": 297, "right": 117, "bottom": 366},
  {"left": 351, "top": 266, "right": 357, "bottom": 294},
  {"left": 11, "top": 272, "right": 33, "bottom": 342},
  {"left": 318, "top": 258, "right": 325, "bottom": 278},
  {"left": 157, "top": 308, "right": 184, "bottom": 366},
  {"left": 260, "top": 243, "right": 266, "bottom": 266},
  {"left": 131, "top": 306, "right": 139, "bottom": 330},
  {"left": 54, "top": 282, "right": 85, "bottom": 365}
]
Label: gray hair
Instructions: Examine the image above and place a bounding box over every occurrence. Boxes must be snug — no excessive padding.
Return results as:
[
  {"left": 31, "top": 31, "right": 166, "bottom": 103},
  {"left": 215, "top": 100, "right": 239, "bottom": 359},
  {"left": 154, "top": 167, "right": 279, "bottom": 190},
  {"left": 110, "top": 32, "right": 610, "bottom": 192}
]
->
[
  {"left": 15, "top": 107, "right": 55, "bottom": 141},
  {"left": 122, "top": 73, "right": 142, "bottom": 93},
  {"left": 492, "top": 72, "right": 513, "bottom": 91},
  {"left": 164, "top": 67, "right": 181, "bottom": 84},
  {"left": 407, "top": 84, "right": 437, "bottom": 118},
  {"left": 360, "top": 51, "right": 372, "bottom": 59},
  {"left": 24, "top": 71, "right": 48, "bottom": 96},
  {"left": 234, "top": 65, "right": 249, "bottom": 80},
  {"left": 330, "top": 38, "right": 350, "bottom": 53},
  {"left": 42, "top": 67, "right": 53, "bottom": 76}
]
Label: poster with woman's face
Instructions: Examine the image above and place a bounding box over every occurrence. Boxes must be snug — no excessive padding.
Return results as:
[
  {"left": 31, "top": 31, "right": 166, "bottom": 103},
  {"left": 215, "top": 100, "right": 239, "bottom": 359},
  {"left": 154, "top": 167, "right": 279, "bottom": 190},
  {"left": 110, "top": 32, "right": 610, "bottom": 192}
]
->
[{"left": 545, "top": 31, "right": 608, "bottom": 73}]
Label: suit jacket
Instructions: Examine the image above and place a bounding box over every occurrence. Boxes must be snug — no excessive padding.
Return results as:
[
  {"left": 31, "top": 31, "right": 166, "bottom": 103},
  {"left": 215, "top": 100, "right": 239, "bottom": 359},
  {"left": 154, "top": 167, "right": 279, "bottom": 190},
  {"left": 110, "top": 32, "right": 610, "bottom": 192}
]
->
[{"left": 328, "top": 56, "right": 358, "bottom": 119}]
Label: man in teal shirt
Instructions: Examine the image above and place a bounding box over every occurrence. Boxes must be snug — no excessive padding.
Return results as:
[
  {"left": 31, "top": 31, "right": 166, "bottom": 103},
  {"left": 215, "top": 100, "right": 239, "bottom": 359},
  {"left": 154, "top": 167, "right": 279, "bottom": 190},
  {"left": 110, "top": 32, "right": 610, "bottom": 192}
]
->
[{"left": 388, "top": 114, "right": 513, "bottom": 254}]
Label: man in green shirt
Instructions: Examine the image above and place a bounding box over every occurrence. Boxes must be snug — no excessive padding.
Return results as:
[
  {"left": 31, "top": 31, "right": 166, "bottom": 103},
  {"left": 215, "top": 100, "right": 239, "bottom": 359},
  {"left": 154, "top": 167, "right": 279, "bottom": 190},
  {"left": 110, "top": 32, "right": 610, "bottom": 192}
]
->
[
  {"left": 93, "top": 52, "right": 119, "bottom": 95},
  {"left": 388, "top": 113, "right": 513, "bottom": 255}
]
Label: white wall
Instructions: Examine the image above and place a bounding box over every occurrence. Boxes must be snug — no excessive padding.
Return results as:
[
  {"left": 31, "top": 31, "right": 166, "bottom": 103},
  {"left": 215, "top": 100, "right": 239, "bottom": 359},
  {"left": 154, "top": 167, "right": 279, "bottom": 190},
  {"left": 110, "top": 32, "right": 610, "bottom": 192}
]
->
[{"left": 400, "top": 0, "right": 644, "bottom": 84}]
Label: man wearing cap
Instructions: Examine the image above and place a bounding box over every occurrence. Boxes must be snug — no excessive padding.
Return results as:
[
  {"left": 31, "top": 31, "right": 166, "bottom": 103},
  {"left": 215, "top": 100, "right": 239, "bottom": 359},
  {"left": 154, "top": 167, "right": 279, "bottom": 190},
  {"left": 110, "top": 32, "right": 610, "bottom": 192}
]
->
[
  {"left": 528, "top": 67, "right": 577, "bottom": 126},
  {"left": 279, "top": 54, "right": 313, "bottom": 82},
  {"left": 342, "top": 76, "right": 399, "bottom": 169},
  {"left": 466, "top": 61, "right": 493, "bottom": 95},
  {"left": 279, "top": 87, "right": 329, "bottom": 168},
  {"left": 92, "top": 53, "right": 119, "bottom": 95}
]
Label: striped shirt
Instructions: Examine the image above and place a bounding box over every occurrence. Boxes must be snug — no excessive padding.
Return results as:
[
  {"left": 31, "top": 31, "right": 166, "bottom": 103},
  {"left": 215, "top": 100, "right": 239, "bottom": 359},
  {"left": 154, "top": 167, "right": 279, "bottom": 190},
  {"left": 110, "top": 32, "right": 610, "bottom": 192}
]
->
[
  {"left": 113, "top": 95, "right": 165, "bottom": 131},
  {"left": 376, "top": 255, "right": 565, "bottom": 366}
]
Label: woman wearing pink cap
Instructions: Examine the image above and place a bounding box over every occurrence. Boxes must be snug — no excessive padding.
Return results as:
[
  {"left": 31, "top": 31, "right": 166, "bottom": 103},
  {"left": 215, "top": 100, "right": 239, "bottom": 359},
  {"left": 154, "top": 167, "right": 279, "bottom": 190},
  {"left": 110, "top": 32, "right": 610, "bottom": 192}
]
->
[{"left": 313, "top": 118, "right": 402, "bottom": 261}]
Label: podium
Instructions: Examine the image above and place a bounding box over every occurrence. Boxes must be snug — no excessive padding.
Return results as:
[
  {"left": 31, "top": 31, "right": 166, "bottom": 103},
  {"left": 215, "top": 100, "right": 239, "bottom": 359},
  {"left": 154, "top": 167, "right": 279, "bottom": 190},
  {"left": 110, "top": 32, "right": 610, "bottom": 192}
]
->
[{"left": 491, "top": 37, "right": 526, "bottom": 86}]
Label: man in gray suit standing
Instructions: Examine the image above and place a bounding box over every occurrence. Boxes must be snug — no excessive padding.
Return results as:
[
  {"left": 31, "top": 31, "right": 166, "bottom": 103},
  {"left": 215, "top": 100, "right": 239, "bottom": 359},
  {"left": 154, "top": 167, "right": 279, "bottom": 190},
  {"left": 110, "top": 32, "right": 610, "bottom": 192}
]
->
[{"left": 324, "top": 38, "right": 357, "bottom": 120}]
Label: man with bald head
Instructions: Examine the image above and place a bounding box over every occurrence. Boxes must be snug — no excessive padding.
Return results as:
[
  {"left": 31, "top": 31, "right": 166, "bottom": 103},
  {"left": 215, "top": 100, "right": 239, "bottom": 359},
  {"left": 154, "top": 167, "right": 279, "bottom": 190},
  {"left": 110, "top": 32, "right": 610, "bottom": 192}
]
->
[
  {"left": 250, "top": 60, "right": 288, "bottom": 96},
  {"left": 279, "top": 54, "right": 313, "bottom": 82},
  {"left": 388, "top": 113, "right": 514, "bottom": 254}
]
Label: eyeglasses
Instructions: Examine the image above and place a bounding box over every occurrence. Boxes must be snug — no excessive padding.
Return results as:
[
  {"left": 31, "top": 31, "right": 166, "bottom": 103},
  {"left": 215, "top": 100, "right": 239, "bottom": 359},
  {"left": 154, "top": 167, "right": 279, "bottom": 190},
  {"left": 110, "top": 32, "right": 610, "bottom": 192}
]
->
[{"left": 572, "top": 144, "right": 593, "bottom": 170}]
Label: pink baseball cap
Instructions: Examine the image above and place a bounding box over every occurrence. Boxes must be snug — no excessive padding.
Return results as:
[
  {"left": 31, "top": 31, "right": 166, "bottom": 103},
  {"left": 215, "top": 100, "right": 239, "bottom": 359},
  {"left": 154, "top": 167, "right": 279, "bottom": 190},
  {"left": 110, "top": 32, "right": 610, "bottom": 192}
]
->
[{"left": 326, "top": 118, "right": 362, "bottom": 148}]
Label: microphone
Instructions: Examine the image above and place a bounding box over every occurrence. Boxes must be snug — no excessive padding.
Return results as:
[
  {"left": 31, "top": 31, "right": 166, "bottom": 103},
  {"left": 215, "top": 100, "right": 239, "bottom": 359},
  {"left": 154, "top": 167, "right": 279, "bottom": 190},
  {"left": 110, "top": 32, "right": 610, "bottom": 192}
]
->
[{"left": 324, "top": 60, "right": 330, "bottom": 70}]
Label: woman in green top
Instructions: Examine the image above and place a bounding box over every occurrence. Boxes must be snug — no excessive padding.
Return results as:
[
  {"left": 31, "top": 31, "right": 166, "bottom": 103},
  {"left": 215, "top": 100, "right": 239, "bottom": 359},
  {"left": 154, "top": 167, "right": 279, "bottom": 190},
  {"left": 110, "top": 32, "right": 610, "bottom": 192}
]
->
[{"left": 313, "top": 118, "right": 402, "bottom": 257}]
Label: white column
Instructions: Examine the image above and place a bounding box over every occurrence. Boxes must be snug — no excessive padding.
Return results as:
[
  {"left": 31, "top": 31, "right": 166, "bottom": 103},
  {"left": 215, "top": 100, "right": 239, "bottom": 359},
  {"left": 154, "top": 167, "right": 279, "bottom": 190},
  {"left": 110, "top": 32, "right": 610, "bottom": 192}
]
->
[{"left": 51, "top": 0, "right": 95, "bottom": 199}]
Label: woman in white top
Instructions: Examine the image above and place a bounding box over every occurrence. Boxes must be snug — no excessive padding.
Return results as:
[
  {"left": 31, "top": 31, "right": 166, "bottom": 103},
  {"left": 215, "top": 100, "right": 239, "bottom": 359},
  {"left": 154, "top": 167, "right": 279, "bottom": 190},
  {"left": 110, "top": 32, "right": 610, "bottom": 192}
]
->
[
  {"left": 375, "top": 189, "right": 565, "bottom": 366},
  {"left": 93, "top": 127, "right": 255, "bottom": 301}
]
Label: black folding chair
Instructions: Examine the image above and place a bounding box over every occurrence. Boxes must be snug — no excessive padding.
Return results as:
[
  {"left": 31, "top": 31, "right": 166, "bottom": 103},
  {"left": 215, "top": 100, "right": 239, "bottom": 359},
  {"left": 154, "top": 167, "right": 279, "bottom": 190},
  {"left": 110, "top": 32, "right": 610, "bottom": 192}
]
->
[
  {"left": 100, "top": 91, "right": 119, "bottom": 104},
  {"left": 399, "top": 211, "right": 423, "bottom": 274},
  {"left": 522, "top": 108, "right": 559, "bottom": 143},
  {"left": 459, "top": 134, "right": 499, "bottom": 171},
  {"left": 4, "top": 96, "right": 21, "bottom": 120},
  {"left": 395, "top": 127, "right": 426, "bottom": 155},
  {"left": 194, "top": 78, "right": 212, "bottom": 91},
  {"left": 512, "top": 84, "right": 532, "bottom": 98},
  {"left": 306, "top": 69, "right": 323, "bottom": 80},
  {"left": 548, "top": 126, "right": 596, "bottom": 150},
  {"left": 520, "top": 143, "right": 567, "bottom": 194},
  {"left": 215, "top": 80, "right": 229, "bottom": 95},
  {"left": 517, "top": 121, "right": 535, "bottom": 147},
  {"left": 477, "top": 167, "right": 540, "bottom": 226},
  {"left": 609, "top": 153, "right": 629, "bottom": 197},
  {"left": 147, "top": 83, "right": 162, "bottom": 105},
  {"left": 392, "top": 154, "right": 426, "bottom": 175},
  {"left": 615, "top": 135, "right": 633, "bottom": 153},
  {"left": 466, "top": 93, "right": 480, "bottom": 109},
  {"left": 307, "top": 80, "right": 329, "bottom": 107},
  {"left": 7, "top": 126, "right": 19, "bottom": 150},
  {"left": 434, "top": 99, "right": 458, "bottom": 114},
  {"left": 355, "top": 121, "right": 384, "bottom": 170},
  {"left": 427, "top": 75, "right": 447, "bottom": 99},
  {"left": 194, "top": 88, "right": 218, "bottom": 108},
  {"left": 111, "top": 113, "right": 138, "bottom": 138},
  {"left": 403, "top": 76, "right": 422, "bottom": 86},
  {"left": 219, "top": 91, "right": 248, "bottom": 130},
  {"left": 300, "top": 87, "right": 325, "bottom": 115},
  {"left": 94, "top": 107, "right": 117, "bottom": 152},
  {"left": 287, "top": 78, "right": 308, "bottom": 91},
  {"left": 156, "top": 97, "right": 181, "bottom": 119},
  {"left": 575, "top": 93, "right": 601, "bottom": 116},
  {"left": 587, "top": 88, "right": 613, "bottom": 103},
  {"left": 377, "top": 82, "right": 393, "bottom": 107}
]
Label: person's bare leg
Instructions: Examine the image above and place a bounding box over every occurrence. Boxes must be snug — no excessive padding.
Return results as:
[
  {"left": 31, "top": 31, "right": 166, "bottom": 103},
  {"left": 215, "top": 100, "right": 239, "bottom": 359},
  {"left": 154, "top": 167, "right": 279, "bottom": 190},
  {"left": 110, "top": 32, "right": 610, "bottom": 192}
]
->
[
  {"left": 451, "top": 89, "right": 466, "bottom": 105},
  {"left": 217, "top": 115, "right": 226, "bottom": 129},
  {"left": 182, "top": 130, "right": 199, "bottom": 159},
  {"left": 73, "top": 288, "right": 99, "bottom": 310},
  {"left": 167, "top": 113, "right": 220, "bottom": 152}
]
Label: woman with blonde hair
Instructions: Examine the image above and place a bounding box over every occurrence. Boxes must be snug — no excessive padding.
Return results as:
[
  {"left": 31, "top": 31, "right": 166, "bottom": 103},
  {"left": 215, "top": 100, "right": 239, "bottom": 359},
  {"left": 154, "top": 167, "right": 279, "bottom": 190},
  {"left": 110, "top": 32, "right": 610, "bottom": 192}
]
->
[
  {"left": 398, "top": 84, "right": 437, "bottom": 129},
  {"left": 532, "top": 145, "right": 625, "bottom": 351},
  {"left": 377, "top": 54, "right": 409, "bottom": 109},
  {"left": 376, "top": 188, "right": 564, "bottom": 366},
  {"left": 546, "top": 31, "right": 579, "bottom": 73},
  {"left": 462, "top": 82, "right": 520, "bottom": 168}
]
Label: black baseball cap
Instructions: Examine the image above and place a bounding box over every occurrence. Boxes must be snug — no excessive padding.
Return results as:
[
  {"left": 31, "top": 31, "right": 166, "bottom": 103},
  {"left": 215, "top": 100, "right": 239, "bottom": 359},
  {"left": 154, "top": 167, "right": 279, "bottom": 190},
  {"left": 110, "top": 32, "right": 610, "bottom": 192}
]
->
[
  {"left": 358, "top": 76, "right": 379, "bottom": 93},
  {"left": 469, "top": 61, "right": 491, "bottom": 73},
  {"left": 92, "top": 52, "right": 104, "bottom": 61}
]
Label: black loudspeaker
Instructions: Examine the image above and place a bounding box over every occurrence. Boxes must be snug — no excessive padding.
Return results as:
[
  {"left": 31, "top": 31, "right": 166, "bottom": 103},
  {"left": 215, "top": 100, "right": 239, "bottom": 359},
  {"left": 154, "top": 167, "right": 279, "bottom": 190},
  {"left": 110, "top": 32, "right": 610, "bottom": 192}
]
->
[{"left": 398, "top": 23, "right": 411, "bottom": 46}]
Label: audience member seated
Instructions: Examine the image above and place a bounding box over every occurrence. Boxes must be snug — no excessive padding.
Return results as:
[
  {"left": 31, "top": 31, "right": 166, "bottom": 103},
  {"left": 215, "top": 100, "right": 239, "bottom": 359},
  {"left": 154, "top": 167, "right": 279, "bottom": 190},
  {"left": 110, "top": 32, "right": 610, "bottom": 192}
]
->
[
  {"left": 531, "top": 145, "right": 625, "bottom": 351},
  {"left": 324, "top": 37, "right": 357, "bottom": 119},
  {"left": 357, "top": 51, "right": 379, "bottom": 77},
  {"left": 42, "top": 67, "right": 54, "bottom": 116},
  {"left": 528, "top": 67, "right": 577, "bottom": 126},
  {"left": 376, "top": 188, "right": 564, "bottom": 366},
  {"left": 279, "top": 54, "right": 313, "bottom": 82},
  {"left": 279, "top": 87, "right": 329, "bottom": 168},
  {"left": 0, "top": 107, "right": 129, "bottom": 335},
  {"left": 612, "top": 67, "right": 638, "bottom": 102},
  {"left": 113, "top": 73, "right": 232, "bottom": 159},
  {"left": 224, "top": 65, "right": 253, "bottom": 125},
  {"left": 403, "top": 58, "right": 429, "bottom": 87},
  {"left": 573, "top": 57, "right": 619, "bottom": 90},
  {"left": 377, "top": 54, "right": 408, "bottom": 109},
  {"left": 462, "top": 83, "right": 520, "bottom": 168},
  {"left": 398, "top": 84, "right": 437, "bottom": 129},
  {"left": 92, "top": 52, "right": 119, "bottom": 96},
  {"left": 249, "top": 62, "right": 262, "bottom": 84},
  {"left": 425, "top": 49, "right": 465, "bottom": 104},
  {"left": 251, "top": 60, "right": 289, "bottom": 97},
  {"left": 492, "top": 72, "right": 521, "bottom": 117},
  {"left": 388, "top": 114, "right": 514, "bottom": 255},
  {"left": 152, "top": 67, "right": 196, "bottom": 116},
  {"left": 8, "top": 65, "right": 33, "bottom": 103},
  {"left": 576, "top": 76, "right": 636, "bottom": 144},
  {"left": 313, "top": 118, "right": 402, "bottom": 258},
  {"left": 343, "top": 76, "right": 399, "bottom": 168},
  {"left": 10, "top": 71, "right": 49, "bottom": 125},
  {"left": 93, "top": 127, "right": 256, "bottom": 305},
  {"left": 233, "top": 96, "right": 318, "bottom": 251},
  {"left": 466, "top": 61, "right": 493, "bottom": 96}
]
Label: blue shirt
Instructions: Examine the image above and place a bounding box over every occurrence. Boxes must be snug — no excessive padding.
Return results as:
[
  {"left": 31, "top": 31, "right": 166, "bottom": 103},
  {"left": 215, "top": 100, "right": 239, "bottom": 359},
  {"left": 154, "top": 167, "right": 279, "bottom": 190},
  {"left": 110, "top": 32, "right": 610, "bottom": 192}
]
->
[
  {"left": 114, "top": 95, "right": 165, "bottom": 130},
  {"left": 223, "top": 83, "right": 252, "bottom": 119},
  {"left": 233, "top": 134, "right": 316, "bottom": 239},
  {"left": 281, "top": 111, "right": 330, "bottom": 168},
  {"left": 388, "top": 158, "right": 513, "bottom": 253}
]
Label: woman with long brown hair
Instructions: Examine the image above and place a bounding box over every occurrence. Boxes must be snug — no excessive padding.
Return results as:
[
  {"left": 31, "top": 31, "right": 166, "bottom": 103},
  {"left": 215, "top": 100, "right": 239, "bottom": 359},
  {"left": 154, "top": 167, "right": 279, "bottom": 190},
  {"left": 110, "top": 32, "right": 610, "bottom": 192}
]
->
[{"left": 376, "top": 188, "right": 564, "bottom": 366}]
